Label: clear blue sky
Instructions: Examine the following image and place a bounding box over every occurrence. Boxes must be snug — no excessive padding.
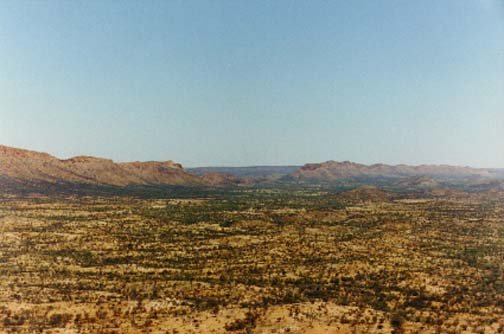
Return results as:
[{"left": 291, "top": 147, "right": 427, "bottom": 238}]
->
[{"left": 1, "top": 1, "right": 503, "bottom": 167}]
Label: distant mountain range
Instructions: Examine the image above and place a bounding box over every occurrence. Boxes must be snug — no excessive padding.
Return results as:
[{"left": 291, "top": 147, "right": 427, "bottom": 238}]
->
[
  {"left": 188, "top": 165, "right": 300, "bottom": 178},
  {"left": 290, "top": 160, "right": 504, "bottom": 182},
  {"left": 1, "top": 145, "right": 503, "bottom": 194}
]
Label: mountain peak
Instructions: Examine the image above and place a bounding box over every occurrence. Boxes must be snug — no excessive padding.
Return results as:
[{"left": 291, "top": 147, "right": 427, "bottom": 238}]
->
[{"left": 0, "top": 145, "right": 55, "bottom": 160}]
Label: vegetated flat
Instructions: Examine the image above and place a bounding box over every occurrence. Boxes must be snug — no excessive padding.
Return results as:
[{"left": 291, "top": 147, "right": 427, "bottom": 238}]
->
[{"left": 0, "top": 187, "right": 503, "bottom": 333}]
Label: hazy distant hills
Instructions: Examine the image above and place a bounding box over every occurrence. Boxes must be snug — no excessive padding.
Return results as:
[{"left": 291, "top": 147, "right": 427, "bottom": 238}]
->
[
  {"left": 1, "top": 145, "right": 503, "bottom": 193},
  {"left": 188, "top": 166, "right": 300, "bottom": 178},
  {"left": 291, "top": 160, "right": 499, "bottom": 181}
]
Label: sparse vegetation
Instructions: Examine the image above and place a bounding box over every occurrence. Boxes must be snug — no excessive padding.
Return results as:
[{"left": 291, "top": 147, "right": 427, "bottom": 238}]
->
[{"left": 0, "top": 186, "right": 503, "bottom": 333}]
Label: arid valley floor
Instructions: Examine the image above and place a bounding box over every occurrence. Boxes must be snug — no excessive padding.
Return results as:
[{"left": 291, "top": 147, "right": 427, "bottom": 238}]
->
[{"left": 1, "top": 186, "right": 503, "bottom": 333}]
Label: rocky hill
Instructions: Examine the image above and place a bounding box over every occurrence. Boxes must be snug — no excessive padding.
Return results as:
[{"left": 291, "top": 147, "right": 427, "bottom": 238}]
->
[
  {"left": 291, "top": 160, "right": 500, "bottom": 183},
  {"left": 2, "top": 145, "right": 503, "bottom": 193},
  {"left": 0, "top": 145, "right": 203, "bottom": 188}
]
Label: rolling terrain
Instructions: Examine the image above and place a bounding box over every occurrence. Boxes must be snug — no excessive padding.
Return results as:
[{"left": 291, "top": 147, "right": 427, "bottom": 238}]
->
[
  {"left": 291, "top": 161, "right": 501, "bottom": 183},
  {"left": 1, "top": 145, "right": 503, "bottom": 195},
  {"left": 1, "top": 145, "right": 504, "bottom": 333}
]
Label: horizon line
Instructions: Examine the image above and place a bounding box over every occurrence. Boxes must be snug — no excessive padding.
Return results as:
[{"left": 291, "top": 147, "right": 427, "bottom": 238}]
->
[{"left": 2, "top": 144, "right": 503, "bottom": 170}]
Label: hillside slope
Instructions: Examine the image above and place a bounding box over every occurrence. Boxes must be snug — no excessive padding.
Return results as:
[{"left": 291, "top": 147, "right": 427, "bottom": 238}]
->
[
  {"left": 291, "top": 160, "right": 501, "bottom": 183},
  {"left": 0, "top": 145, "right": 203, "bottom": 187}
]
